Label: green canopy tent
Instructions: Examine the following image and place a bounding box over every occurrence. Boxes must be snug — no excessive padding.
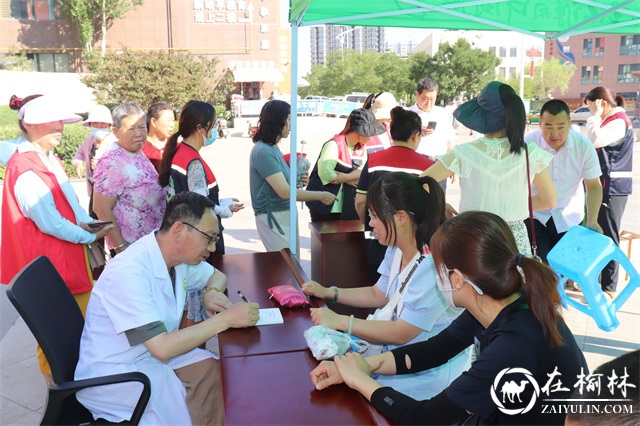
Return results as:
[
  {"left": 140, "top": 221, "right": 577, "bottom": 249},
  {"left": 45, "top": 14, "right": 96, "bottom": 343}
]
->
[{"left": 283, "top": 0, "right": 639, "bottom": 254}]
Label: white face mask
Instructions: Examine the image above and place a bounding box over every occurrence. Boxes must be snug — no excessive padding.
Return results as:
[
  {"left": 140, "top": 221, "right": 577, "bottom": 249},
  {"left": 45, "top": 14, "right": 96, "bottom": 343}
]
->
[
  {"left": 436, "top": 265, "right": 484, "bottom": 310},
  {"left": 90, "top": 127, "right": 111, "bottom": 140}
]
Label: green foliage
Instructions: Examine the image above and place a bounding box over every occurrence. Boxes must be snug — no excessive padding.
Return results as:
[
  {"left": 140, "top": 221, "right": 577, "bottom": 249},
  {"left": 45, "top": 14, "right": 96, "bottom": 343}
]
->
[
  {"left": 498, "top": 74, "right": 537, "bottom": 100},
  {"left": 54, "top": 123, "right": 89, "bottom": 177},
  {"left": 408, "top": 39, "right": 500, "bottom": 103},
  {"left": 300, "top": 50, "right": 412, "bottom": 101},
  {"left": 0, "top": 106, "right": 86, "bottom": 178},
  {"left": 533, "top": 59, "right": 575, "bottom": 99},
  {"left": 82, "top": 50, "right": 234, "bottom": 111},
  {"left": 0, "top": 46, "right": 36, "bottom": 71},
  {"left": 56, "top": 0, "right": 145, "bottom": 51}
]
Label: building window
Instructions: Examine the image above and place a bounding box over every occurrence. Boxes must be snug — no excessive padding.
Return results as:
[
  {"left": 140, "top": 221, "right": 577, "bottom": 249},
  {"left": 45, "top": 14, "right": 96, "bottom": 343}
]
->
[
  {"left": 488, "top": 47, "right": 496, "bottom": 55},
  {"left": 498, "top": 67, "right": 506, "bottom": 78},
  {"left": 510, "top": 47, "right": 517, "bottom": 57},
  {"left": 593, "top": 65, "right": 604, "bottom": 84},
  {"left": 10, "top": 0, "right": 56, "bottom": 20},
  {"left": 25, "top": 53, "right": 69, "bottom": 72},
  {"left": 617, "top": 63, "right": 640, "bottom": 83},
  {"left": 583, "top": 38, "right": 592, "bottom": 58},
  {"left": 509, "top": 67, "right": 516, "bottom": 79},
  {"left": 620, "top": 35, "right": 640, "bottom": 56},
  {"left": 594, "top": 37, "right": 605, "bottom": 57},
  {"left": 581, "top": 66, "right": 591, "bottom": 85},
  {"left": 499, "top": 47, "right": 507, "bottom": 57}
]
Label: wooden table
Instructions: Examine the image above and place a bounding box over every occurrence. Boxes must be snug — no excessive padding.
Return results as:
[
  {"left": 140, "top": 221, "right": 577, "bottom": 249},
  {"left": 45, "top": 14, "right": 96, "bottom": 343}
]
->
[
  {"left": 309, "top": 220, "right": 369, "bottom": 288},
  {"left": 309, "top": 220, "right": 373, "bottom": 317},
  {"left": 214, "top": 250, "right": 392, "bottom": 425}
]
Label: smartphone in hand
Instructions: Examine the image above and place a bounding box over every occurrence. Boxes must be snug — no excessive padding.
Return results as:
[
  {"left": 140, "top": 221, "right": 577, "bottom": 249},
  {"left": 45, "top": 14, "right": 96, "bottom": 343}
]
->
[
  {"left": 427, "top": 121, "right": 438, "bottom": 130},
  {"left": 88, "top": 220, "right": 113, "bottom": 228}
]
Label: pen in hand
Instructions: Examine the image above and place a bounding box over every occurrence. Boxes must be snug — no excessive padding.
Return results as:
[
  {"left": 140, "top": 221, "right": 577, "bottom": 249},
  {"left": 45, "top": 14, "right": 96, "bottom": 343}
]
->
[{"left": 237, "top": 290, "right": 250, "bottom": 303}]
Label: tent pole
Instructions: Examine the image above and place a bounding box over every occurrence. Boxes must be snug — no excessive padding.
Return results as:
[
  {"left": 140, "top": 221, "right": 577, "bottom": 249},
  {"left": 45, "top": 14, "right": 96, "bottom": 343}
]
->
[{"left": 289, "top": 23, "right": 299, "bottom": 256}]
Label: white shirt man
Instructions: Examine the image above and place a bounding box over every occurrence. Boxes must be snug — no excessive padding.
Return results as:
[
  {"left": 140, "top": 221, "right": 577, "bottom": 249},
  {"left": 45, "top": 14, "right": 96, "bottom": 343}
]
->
[
  {"left": 525, "top": 100, "right": 602, "bottom": 263},
  {"left": 407, "top": 78, "right": 456, "bottom": 159},
  {"left": 75, "top": 192, "right": 259, "bottom": 425}
]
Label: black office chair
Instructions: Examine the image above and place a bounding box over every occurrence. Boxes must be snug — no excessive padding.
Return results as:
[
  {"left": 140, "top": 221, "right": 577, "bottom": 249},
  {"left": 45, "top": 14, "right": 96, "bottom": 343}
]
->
[{"left": 6, "top": 256, "right": 151, "bottom": 425}]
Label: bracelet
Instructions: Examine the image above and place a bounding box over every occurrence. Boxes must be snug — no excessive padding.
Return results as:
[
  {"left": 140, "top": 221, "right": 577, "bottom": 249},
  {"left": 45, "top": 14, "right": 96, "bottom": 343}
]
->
[
  {"left": 347, "top": 314, "right": 355, "bottom": 336},
  {"left": 330, "top": 286, "right": 338, "bottom": 303},
  {"left": 113, "top": 242, "right": 128, "bottom": 250},
  {"left": 200, "top": 287, "right": 220, "bottom": 303}
]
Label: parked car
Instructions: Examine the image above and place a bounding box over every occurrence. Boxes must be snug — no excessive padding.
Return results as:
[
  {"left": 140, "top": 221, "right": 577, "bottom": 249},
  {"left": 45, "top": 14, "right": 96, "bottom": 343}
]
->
[
  {"left": 527, "top": 108, "right": 541, "bottom": 124},
  {"left": 304, "top": 95, "right": 329, "bottom": 101},
  {"left": 345, "top": 92, "right": 369, "bottom": 105},
  {"left": 571, "top": 106, "right": 591, "bottom": 125}
]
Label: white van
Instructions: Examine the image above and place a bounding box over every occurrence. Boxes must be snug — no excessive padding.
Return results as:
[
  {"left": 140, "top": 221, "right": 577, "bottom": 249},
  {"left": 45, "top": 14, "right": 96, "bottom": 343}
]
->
[{"left": 345, "top": 92, "right": 369, "bottom": 105}]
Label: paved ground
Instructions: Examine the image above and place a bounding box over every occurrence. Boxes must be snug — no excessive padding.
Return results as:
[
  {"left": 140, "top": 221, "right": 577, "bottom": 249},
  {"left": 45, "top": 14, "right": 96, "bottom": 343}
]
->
[{"left": 1, "top": 117, "right": 639, "bottom": 424}]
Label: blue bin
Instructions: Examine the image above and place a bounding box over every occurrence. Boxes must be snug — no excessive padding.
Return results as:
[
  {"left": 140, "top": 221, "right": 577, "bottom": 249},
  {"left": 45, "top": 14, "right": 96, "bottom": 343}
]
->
[{"left": 547, "top": 226, "right": 639, "bottom": 332}]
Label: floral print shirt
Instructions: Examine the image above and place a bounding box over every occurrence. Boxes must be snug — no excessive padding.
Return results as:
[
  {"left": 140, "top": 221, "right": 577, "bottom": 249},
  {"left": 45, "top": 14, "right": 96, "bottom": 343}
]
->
[{"left": 94, "top": 145, "right": 166, "bottom": 248}]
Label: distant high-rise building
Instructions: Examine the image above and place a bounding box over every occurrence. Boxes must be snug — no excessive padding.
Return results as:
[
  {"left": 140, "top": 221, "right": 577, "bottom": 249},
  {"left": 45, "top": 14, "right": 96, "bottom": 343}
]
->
[
  {"left": 310, "top": 25, "right": 385, "bottom": 66},
  {"left": 386, "top": 39, "right": 415, "bottom": 58}
]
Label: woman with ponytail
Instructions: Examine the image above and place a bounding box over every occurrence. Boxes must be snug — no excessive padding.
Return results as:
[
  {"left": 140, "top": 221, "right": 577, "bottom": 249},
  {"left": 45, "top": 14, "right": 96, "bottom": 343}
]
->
[
  {"left": 302, "top": 171, "right": 471, "bottom": 400},
  {"left": 421, "top": 81, "right": 557, "bottom": 255},
  {"left": 158, "top": 100, "right": 244, "bottom": 328},
  {"left": 310, "top": 211, "right": 587, "bottom": 425}
]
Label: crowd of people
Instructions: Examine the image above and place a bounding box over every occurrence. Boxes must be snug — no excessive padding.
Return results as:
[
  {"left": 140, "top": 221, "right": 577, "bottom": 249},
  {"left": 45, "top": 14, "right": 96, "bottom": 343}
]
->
[{"left": 0, "top": 79, "right": 634, "bottom": 425}]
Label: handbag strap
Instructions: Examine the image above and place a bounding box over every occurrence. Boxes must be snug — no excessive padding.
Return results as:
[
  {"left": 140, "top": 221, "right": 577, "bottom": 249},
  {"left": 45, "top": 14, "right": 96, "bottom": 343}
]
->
[{"left": 524, "top": 145, "right": 540, "bottom": 260}]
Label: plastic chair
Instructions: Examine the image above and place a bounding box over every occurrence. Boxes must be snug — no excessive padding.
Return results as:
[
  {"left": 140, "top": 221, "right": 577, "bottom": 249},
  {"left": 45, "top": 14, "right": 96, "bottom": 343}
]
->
[
  {"left": 548, "top": 226, "right": 640, "bottom": 332},
  {"left": 6, "top": 256, "right": 151, "bottom": 425}
]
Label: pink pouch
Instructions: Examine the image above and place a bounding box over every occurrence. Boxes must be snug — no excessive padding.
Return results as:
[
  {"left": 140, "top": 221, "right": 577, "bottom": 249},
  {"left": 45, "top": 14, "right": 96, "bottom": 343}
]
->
[{"left": 267, "top": 285, "right": 310, "bottom": 307}]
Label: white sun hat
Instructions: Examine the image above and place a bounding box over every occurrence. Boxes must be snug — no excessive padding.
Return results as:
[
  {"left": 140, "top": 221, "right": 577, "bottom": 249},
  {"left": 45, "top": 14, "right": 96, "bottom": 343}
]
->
[
  {"left": 19, "top": 95, "right": 83, "bottom": 125},
  {"left": 370, "top": 92, "right": 398, "bottom": 121},
  {"left": 83, "top": 105, "right": 113, "bottom": 126}
]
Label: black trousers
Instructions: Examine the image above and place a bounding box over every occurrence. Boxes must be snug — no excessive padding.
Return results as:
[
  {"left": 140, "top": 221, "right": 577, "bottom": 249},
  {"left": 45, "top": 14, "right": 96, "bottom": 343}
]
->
[
  {"left": 524, "top": 216, "right": 566, "bottom": 264},
  {"left": 598, "top": 195, "right": 628, "bottom": 292},
  {"left": 310, "top": 211, "right": 341, "bottom": 223}
]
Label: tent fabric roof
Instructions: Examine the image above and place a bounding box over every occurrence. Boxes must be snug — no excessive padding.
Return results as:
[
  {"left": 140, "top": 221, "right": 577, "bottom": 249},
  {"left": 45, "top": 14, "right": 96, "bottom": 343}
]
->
[{"left": 289, "top": 0, "right": 639, "bottom": 39}]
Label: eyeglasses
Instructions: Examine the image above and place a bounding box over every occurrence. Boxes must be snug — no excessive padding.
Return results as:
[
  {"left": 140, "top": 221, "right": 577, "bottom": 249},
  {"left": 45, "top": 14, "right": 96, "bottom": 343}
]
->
[{"left": 181, "top": 222, "right": 220, "bottom": 245}]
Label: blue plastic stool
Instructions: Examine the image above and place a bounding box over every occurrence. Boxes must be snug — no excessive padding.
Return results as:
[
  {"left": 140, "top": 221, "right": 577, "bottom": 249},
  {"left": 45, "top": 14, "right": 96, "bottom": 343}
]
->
[{"left": 547, "top": 225, "right": 640, "bottom": 332}]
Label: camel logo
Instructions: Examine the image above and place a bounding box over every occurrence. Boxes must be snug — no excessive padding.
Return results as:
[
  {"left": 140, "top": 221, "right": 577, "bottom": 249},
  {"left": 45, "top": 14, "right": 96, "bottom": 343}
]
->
[{"left": 490, "top": 367, "right": 541, "bottom": 415}]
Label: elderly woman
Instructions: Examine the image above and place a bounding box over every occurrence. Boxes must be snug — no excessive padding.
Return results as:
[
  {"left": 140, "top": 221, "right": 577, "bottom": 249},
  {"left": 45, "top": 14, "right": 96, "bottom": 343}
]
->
[
  {"left": 1, "top": 95, "right": 114, "bottom": 384},
  {"left": 250, "top": 100, "right": 337, "bottom": 252},
  {"left": 93, "top": 103, "right": 166, "bottom": 256},
  {"left": 1, "top": 94, "right": 42, "bottom": 166},
  {"left": 142, "top": 102, "right": 175, "bottom": 171}
]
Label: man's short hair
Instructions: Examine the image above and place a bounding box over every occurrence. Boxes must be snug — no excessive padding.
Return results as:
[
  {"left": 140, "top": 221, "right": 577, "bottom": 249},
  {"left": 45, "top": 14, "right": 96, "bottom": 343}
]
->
[
  {"left": 416, "top": 78, "right": 439, "bottom": 94},
  {"left": 540, "top": 99, "right": 571, "bottom": 119},
  {"left": 160, "top": 192, "right": 215, "bottom": 232}
]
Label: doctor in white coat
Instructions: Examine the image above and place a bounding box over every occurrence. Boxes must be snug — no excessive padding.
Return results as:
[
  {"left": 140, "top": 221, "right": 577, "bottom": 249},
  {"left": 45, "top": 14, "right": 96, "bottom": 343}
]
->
[{"left": 75, "top": 191, "right": 259, "bottom": 425}]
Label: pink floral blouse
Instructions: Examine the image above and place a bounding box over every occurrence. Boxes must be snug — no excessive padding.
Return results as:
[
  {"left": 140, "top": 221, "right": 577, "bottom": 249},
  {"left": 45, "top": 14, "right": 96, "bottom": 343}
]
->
[{"left": 94, "top": 145, "right": 166, "bottom": 248}]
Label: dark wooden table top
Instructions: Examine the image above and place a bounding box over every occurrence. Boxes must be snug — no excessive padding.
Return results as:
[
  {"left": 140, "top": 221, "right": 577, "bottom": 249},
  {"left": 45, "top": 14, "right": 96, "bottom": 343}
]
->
[{"left": 213, "top": 250, "right": 324, "bottom": 358}]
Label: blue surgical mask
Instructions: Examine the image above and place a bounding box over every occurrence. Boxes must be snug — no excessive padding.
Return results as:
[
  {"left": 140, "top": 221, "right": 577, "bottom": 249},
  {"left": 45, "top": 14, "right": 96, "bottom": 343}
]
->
[
  {"left": 203, "top": 129, "right": 218, "bottom": 146},
  {"left": 90, "top": 127, "right": 111, "bottom": 140}
]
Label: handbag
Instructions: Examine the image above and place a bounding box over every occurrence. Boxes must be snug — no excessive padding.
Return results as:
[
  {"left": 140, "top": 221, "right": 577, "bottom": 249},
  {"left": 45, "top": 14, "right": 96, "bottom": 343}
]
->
[
  {"left": 86, "top": 240, "right": 106, "bottom": 279},
  {"left": 524, "top": 145, "right": 541, "bottom": 261}
]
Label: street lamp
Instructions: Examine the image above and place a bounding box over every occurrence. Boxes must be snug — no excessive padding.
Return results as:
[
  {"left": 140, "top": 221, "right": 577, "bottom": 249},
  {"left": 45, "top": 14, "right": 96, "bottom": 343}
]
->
[{"left": 336, "top": 27, "right": 357, "bottom": 61}]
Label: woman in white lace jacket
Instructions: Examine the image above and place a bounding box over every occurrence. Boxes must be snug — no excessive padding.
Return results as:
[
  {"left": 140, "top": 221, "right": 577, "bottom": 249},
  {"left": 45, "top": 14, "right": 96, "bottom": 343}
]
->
[{"left": 421, "top": 81, "right": 557, "bottom": 255}]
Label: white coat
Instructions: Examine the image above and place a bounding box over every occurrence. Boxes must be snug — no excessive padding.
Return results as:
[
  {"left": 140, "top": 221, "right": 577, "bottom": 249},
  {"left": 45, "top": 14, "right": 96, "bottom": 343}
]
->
[{"left": 75, "top": 233, "right": 214, "bottom": 425}]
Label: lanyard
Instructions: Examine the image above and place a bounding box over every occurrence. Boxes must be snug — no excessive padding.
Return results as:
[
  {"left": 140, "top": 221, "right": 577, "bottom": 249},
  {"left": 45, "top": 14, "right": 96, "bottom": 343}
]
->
[{"left": 398, "top": 255, "right": 425, "bottom": 295}]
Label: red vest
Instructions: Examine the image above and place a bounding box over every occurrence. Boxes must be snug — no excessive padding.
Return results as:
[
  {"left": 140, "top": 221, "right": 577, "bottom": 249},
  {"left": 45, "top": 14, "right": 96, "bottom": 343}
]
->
[
  {"left": 171, "top": 143, "right": 217, "bottom": 191},
  {"left": 1, "top": 151, "right": 92, "bottom": 293}
]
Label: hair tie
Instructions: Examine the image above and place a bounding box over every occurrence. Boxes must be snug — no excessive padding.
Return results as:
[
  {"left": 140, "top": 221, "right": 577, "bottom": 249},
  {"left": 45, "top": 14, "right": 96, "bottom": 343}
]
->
[
  {"left": 9, "top": 96, "right": 22, "bottom": 109},
  {"left": 514, "top": 254, "right": 525, "bottom": 266}
]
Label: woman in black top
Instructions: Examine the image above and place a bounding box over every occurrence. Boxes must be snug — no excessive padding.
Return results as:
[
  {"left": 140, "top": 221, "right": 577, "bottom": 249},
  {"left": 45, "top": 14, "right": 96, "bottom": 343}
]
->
[{"left": 310, "top": 211, "right": 588, "bottom": 425}]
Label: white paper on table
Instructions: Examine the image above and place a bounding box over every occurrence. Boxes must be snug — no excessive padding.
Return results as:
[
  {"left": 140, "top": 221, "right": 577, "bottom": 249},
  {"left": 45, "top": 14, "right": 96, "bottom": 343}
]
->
[
  {"left": 219, "top": 198, "right": 234, "bottom": 207},
  {"left": 256, "top": 308, "right": 284, "bottom": 326}
]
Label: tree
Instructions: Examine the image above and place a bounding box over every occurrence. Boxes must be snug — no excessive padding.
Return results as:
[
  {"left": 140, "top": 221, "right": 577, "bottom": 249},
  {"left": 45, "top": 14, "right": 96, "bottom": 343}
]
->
[
  {"left": 499, "top": 74, "right": 537, "bottom": 100},
  {"left": 300, "top": 50, "right": 412, "bottom": 101},
  {"left": 82, "top": 50, "right": 234, "bottom": 111},
  {"left": 0, "top": 46, "right": 35, "bottom": 71},
  {"left": 56, "top": 0, "right": 145, "bottom": 56},
  {"left": 532, "top": 59, "right": 575, "bottom": 99},
  {"left": 408, "top": 39, "right": 500, "bottom": 103}
]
